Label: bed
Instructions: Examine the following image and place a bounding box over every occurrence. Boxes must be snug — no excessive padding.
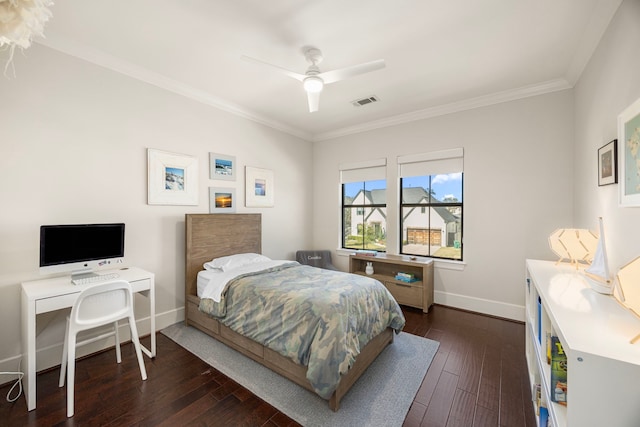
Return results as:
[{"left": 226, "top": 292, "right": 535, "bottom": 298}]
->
[{"left": 184, "top": 213, "right": 404, "bottom": 411}]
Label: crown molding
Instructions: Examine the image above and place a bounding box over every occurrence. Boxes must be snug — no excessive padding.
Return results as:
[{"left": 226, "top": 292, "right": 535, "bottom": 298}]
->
[
  {"left": 312, "top": 79, "right": 573, "bottom": 142},
  {"left": 36, "top": 35, "right": 313, "bottom": 141},
  {"left": 36, "top": 35, "right": 574, "bottom": 144}
]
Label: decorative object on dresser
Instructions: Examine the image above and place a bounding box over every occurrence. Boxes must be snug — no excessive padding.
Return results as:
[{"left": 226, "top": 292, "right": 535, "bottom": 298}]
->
[
  {"left": 147, "top": 148, "right": 198, "bottom": 205},
  {"left": 209, "top": 187, "right": 236, "bottom": 213},
  {"left": 524, "top": 259, "right": 640, "bottom": 427},
  {"left": 365, "top": 262, "right": 374, "bottom": 275},
  {"left": 547, "top": 228, "right": 598, "bottom": 266},
  {"left": 616, "top": 256, "right": 640, "bottom": 344},
  {"left": 209, "top": 153, "right": 236, "bottom": 181},
  {"left": 583, "top": 217, "right": 618, "bottom": 295},
  {"left": 245, "top": 166, "right": 274, "bottom": 207},
  {"left": 349, "top": 254, "right": 434, "bottom": 313},
  {"left": 597, "top": 139, "right": 617, "bottom": 186},
  {"left": 619, "top": 96, "right": 640, "bottom": 207}
]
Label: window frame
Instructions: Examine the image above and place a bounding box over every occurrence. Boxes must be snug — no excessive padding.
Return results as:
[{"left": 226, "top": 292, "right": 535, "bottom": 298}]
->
[
  {"left": 341, "top": 181, "right": 387, "bottom": 253},
  {"left": 399, "top": 174, "right": 463, "bottom": 261}
]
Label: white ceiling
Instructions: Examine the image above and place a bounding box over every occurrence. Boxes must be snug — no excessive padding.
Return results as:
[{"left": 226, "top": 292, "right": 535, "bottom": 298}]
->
[{"left": 36, "top": 0, "right": 622, "bottom": 141}]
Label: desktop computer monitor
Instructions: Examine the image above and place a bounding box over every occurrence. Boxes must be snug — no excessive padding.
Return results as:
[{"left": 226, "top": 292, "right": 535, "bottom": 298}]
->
[{"left": 39, "top": 223, "right": 125, "bottom": 277}]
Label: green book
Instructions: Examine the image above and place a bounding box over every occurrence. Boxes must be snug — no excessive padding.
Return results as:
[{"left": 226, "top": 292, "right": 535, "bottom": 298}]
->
[{"left": 550, "top": 336, "right": 567, "bottom": 406}]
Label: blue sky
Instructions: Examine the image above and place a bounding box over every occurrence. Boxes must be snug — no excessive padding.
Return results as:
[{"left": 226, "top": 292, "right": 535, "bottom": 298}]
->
[{"left": 344, "top": 173, "right": 463, "bottom": 201}]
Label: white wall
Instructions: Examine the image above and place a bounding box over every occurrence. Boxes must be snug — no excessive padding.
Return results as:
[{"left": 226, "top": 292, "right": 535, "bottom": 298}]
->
[
  {"left": 3, "top": 0, "right": 637, "bottom": 379},
  {"left": 0, "top": 45, "right": 313, "bottom": 373},
  {"left": 573, "top": 0, "right": 640, "bottom": 270},
  {"left": 313, "top": 91, "right": 574, "bottom": 320}
]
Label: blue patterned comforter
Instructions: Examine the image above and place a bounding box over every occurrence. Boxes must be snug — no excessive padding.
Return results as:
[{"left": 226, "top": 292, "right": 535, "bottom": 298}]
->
[{"left": 199, "top": 262, "right": 405, "bottom": 399}]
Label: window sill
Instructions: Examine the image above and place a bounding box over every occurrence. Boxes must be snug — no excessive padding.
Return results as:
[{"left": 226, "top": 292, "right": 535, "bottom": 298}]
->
[{"left": 336, "top": 249, "right": 466, "bottom": 271}]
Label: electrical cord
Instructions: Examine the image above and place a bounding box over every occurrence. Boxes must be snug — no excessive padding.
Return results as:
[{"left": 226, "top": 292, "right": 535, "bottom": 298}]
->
[
  {"left": 1, "top": 371, "right": 24, "bottom": 402},
  {"left": 1, "top": 359, "right": 24, "bottom": 403}
]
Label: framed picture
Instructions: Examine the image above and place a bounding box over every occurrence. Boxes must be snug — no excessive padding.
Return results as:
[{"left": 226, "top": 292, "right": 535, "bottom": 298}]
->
[
  {"left": 245, "top": 166, "right": 274, "bottom": 207},
  {"left": 209, "top": 153, "right": 236, "bottom": 181},
  {"left": 147, "top": 148, "right": 198, "bottom": 205},
  {"left": 209, "top": 187, "right": 236, "bottom": 213},
  {"left": 619, "top": 97, "right": 640, "bottom": 206},
  {"left": 598, "top": 139, "right": 617, "bottom": 186}
]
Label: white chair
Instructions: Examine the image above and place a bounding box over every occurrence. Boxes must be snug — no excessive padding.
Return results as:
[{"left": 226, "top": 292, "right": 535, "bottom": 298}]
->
[{"left": 58, "top": 280, "right": 147, "bottom": 417}]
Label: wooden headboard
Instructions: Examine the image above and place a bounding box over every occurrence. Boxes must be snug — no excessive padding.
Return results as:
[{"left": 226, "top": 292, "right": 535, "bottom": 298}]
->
[{"left": 185, "top": 213, "right": 261, "bottom": 298}]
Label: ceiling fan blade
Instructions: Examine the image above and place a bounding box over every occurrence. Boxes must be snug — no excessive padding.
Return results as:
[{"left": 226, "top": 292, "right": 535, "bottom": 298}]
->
[
  {"left": 241, "top": 55, "right": 306, "bottom": 82},
  {"left": 318, "top": 59, "right": 385, "bottom": 84},
  {"left": 307, "top": 91, "right": 320, "bottom": 113}
]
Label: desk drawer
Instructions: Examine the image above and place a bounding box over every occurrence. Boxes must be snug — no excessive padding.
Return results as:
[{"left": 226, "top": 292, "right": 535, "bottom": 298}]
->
[
  {"left": 130, "top": 278, "right": 151, "bottom": 293},
  {"left": 36, "top": 292, "right": 78, "bottom": 314}
]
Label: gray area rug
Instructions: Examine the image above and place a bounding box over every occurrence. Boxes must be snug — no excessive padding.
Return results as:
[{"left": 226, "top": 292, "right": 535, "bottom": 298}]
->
[{"left": 162, "top": 323, "right": 439, "bottom": 427}]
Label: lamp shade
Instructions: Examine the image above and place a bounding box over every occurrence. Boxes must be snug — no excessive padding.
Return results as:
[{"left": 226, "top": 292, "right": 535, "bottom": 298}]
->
[
  {"left": 303, "top": 76, "right": 323, "bottom": 93},
  {"left": 0, "top": 0, "right": 53, "bottom": 48},
  {"left": 0, "top": 0, "right": 53, "bottom": 71},
  {"left": 548, "top": 228, "right": 598, "bottom": 264},
  {"left": 616, "top": 256, "right": 640, "bottom": 344},
  {"left": 617, "top": 256, "right": 640, "bottom": 308}
]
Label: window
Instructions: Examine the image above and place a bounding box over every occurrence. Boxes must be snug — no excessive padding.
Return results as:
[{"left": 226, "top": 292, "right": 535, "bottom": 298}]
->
[
  {"left": 398, "top": 149, "right": 463, "bottom": 261},
  {"left": 340, "top": 159, "right": 387, "bottom": 252}
]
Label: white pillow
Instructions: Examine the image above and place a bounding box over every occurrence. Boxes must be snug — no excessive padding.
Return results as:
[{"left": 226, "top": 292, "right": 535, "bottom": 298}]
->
[{"left": 203, "top": 253, "right": 271, "bottom": 272}]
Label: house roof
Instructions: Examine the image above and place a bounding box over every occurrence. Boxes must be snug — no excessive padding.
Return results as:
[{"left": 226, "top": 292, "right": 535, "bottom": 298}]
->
[
  {"left": 349, "top": 187, "right": 459, "bottom": 223},
  {"left": 401, "top": 187, "right": 459, "bottom": 223}
]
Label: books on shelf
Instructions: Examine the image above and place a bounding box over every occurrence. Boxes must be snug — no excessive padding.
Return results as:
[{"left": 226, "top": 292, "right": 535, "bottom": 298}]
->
[
  {"left": 537, "top": 297, "right": 542, "bottom": 344},
  {"left": 539, "top": 405, "right": 550, "bottom": 427},
  {"left": 550, "top": 335, "right": 568, "bottom": 406},
  {"left": 533, "top": 383, "right": 541, "bottom": 415},
  {"left": 395, "top": 272, "right": 418, "bottom": 283},
  {"left": 546, "top": 332, "right": 551, "bottom": 364},
  {"left": 532, "top": 382, "right": 551, "bottom": 426}
]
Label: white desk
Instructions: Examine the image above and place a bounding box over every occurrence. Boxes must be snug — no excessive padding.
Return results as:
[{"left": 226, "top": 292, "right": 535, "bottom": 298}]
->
[{"left": 21, "top": 267, "right": 155, "bottom": 411}]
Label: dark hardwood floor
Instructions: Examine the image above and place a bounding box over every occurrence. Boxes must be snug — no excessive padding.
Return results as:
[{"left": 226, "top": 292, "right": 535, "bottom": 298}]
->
[{"left": 1, "top": 305, "right": 536, "bottom": 426}]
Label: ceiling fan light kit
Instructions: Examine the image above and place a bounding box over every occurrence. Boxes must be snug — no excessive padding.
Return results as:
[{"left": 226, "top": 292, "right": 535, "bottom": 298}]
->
[
  {"left": 242, "top": 46, "right": 385, "bottom": 113},
  {"left": 303, "top": 76, "right": 323, "bottom": 93}
]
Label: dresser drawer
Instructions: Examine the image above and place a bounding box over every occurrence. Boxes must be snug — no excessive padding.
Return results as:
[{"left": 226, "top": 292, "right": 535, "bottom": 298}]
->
[{"left": 383, "top": 280, "right": 422, "bottom": 308}]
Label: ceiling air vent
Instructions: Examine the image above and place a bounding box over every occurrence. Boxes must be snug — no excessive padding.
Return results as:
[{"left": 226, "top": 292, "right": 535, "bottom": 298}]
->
[{"left": 352, "top": 95, "right": 379, "bottom": 107}]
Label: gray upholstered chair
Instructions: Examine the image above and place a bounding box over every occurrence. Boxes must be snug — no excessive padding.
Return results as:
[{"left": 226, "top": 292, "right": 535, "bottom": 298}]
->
[{"left": 296, "top": 250, "right": 338, "bottom": 270}]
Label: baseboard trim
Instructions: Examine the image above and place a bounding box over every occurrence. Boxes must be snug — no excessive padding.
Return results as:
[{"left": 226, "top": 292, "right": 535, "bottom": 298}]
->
[
  {"left": 0, "top": 307, "right": 186, "bottom": 385},
  {"left": 434, "top": 290, "right": 525, "bottom": 321},
  {"left": 1, "top": 298, "right": 523, "bottom": 387}
]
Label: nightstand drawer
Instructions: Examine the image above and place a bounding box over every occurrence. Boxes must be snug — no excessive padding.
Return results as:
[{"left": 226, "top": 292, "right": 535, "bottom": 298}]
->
[{"left": 383, "top": 280, "right": 422, "bottom": 308}]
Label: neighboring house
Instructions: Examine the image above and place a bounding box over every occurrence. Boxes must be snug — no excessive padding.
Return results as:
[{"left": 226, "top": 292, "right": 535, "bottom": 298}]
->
[
  {"left": 348, "top": 189, "right": 387, "bottom": 241},
  {"left": 347, "top": 187, "right": 461, "bottom": 253},
  {"left": 401, "top": 187, "right": 461, "bottom": 254}
]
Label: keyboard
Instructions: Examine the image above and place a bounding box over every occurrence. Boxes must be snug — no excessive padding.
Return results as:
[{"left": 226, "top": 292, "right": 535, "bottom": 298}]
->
[{"left": 71, "top": 273, "right": 120, "bottom": 286}]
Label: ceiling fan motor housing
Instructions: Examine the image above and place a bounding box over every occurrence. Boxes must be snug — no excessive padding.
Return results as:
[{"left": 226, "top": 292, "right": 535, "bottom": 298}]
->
[{"left": 303, "top": 46, "right": 323, "bottom": 65}]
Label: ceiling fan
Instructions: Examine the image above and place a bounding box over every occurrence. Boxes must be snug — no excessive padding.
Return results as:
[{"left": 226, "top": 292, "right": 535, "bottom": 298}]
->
[{"left": 241, "top": 46, "right": 385, "bottom": 113}]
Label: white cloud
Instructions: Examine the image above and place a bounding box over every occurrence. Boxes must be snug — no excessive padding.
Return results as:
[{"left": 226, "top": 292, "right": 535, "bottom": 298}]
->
[{"left": 432, "top": 172, "right": 462, "bottom": 184}]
